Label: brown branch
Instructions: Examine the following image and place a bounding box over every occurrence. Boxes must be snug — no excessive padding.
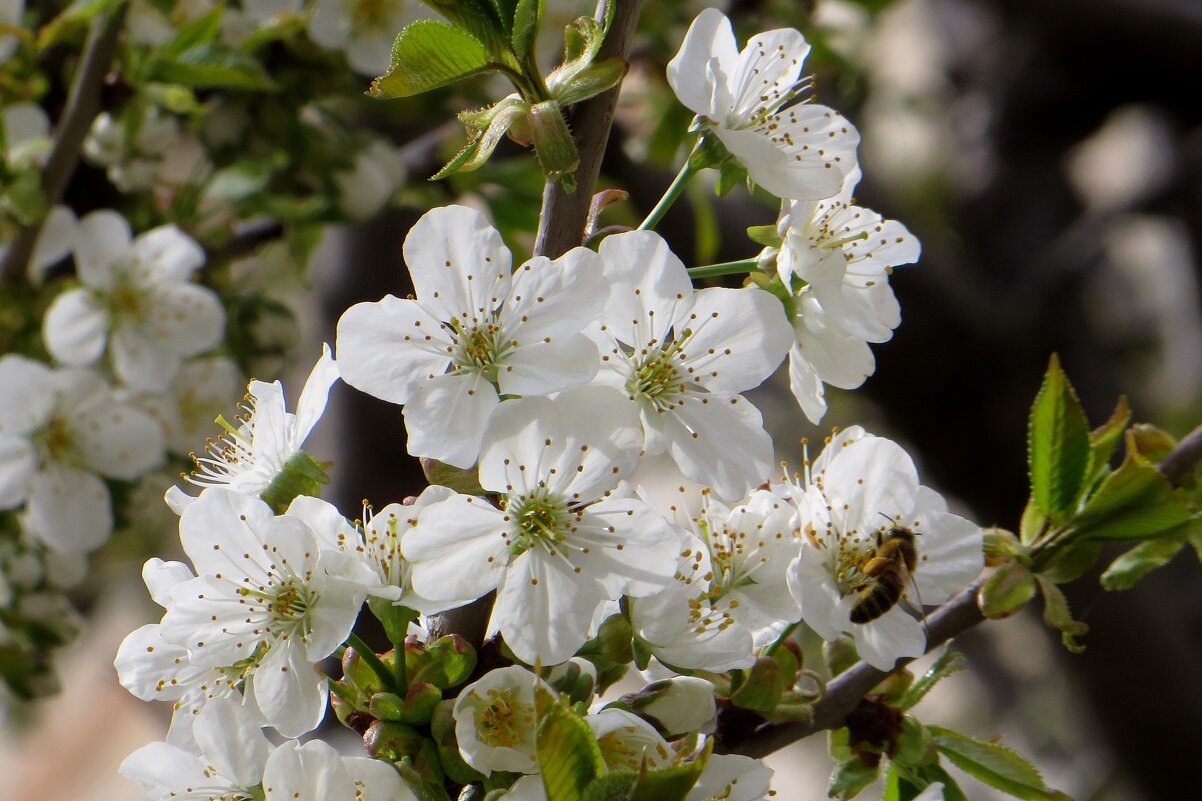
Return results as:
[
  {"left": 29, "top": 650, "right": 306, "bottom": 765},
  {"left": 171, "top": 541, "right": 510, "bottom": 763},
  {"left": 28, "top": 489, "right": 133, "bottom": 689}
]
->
[
  {"left": 723, "top": 423, "right": 1202, "bottom": 758},
  {"left": 533, "top": 0, "right": 645, "bottom": 260},
  {"left": 1156, "top": 423, "right": 1202, "bottom": 486},
  {"left": 428, "top": 0, "right": 645, "bottom": 647},
  {"left": 0, "top": 2, "right": 126, "bottom": 284}
]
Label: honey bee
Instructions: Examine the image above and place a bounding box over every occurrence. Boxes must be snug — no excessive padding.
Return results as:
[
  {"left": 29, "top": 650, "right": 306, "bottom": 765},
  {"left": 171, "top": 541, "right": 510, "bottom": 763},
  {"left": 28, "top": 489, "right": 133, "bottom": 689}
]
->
[{"left": 849, "top": 525, "right": 919, "bottom": 624}]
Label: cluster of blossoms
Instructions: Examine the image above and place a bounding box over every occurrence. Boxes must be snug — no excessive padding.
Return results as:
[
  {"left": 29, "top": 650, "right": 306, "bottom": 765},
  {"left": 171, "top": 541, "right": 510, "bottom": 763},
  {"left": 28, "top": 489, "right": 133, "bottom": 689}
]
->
[
  {"left": 112, "top": 9, "right": 982, "bottom": 793},
  {"left": 23, "top": 4, "right": 988, "bottom": 800}
]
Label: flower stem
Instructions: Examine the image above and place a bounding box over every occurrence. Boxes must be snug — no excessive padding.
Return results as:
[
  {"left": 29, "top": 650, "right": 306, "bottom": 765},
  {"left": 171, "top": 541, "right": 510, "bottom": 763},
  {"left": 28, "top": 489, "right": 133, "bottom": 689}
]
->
[
  {"left": 638, "top": 145, "right": 701, "bottom": 231},
  {"left": 761, "top": 623, "right": 798, "bottom": 658},
  {"left": 687, "top": 258, "right": 760, "bottom": 279},
  {"left": 347, "top": 632, "right": 395, "bottom": 691}
]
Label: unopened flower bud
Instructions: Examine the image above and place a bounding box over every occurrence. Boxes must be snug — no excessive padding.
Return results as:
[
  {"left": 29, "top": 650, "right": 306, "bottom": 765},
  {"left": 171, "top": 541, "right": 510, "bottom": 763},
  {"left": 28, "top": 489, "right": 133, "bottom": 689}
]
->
[
  {"left": 546, "top": 657, "right": 597, "bottom": 706},
  {"left": 621, "top": 676, "right": 716, "bottom": 737}
]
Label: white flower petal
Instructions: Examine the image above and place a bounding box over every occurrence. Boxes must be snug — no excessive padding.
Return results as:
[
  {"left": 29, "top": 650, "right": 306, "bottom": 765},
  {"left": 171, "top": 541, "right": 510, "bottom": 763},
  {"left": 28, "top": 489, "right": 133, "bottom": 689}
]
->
[
  {"left": 111, "top": 324, "right": 180, "bottom": 391},
  {"left": 144, "top": 283, "right": 226, "bottom": 357},
  {"left": 250, "top": 641, "right": 328, "bottom": 738},
  {"left": 666, "top": 8, "right": 740, "bottom": 116},
  {"left": 403, "top": 371, "right": 498, "bottom": 468},
  {"left": 26, "top": 465, "right": 112, "bottom": 552},
  {"left": 76, "top": 399, "right": 164, "bottom": 479},
  {"left": 678, "top": 286, "right": 792, "bottom": 394},
  {"left": 293, "top": 343, "right": 340, "bottom": 445},
  {"left": 193, "top": 698, "right": 271, "bottom": 787},
  {"left": 402, "top": 205, "right": 511, "bottom": 324},
  {"left": 42, "top": 288, "right": 109, "bottom": 367},
  {"left": 659, "top": 393, "right": 773, "bottom": 501},
  {"left": 0, "top": 354, "right": 55, "bottom": 434},
  {"left": 787, "top": 344, "right": 828, "bottom": 424},
  {"left": 336, "top": 295, "right": 452, "bottom": 405},
  {"left": 407, "top": 494, "right": 509, "bottom": 601},
  {"left": 262, "top": 741, "right": 350, "bottom": 801},
  {"left": 0, "top": 435, "right": 35, "bottom": 508},
  {"left": 131, "top": 224, "right": 205, "bottom": 284},
  {"left": 596, "top": 230, "right": 692, "bottom": 346},
  {"left": 493, "top": 550, "right": 606, "bottom": 664},
  {"left": 74, "top": 210, "right": 132, "bottom": 290},
  {"left": 853, "top": 605, "right": 925, "bottom": 671},
  {"left": 499, "top": 333, "right": 599, "bottom": 397}
]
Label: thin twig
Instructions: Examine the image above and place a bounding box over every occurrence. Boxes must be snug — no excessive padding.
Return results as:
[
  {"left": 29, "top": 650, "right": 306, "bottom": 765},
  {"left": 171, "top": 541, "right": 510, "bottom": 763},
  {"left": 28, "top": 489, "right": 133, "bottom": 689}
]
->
[
  {"left": 533, "top": 0, "right": 645, "bottom": 259},
  {"left": 0, "top": 2, "right": 127, "bottom": 284},
  {"left": 722, "top": 423, "right": 1202, "bottom": 758}
]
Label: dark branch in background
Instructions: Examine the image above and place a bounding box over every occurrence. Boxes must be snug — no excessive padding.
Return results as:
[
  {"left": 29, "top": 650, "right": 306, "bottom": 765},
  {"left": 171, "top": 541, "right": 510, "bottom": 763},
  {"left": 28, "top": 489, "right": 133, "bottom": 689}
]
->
[
  {"left": 534, "top": 0, "right": 645, "bottom": 260},
  {"left": 0, "top": 3, "right": 126, "bottom": 284},
  {"left": 427, "top": 0, "right": 645, "bottom": 647},
  {"left": 722, "top": 430, "right": 1202, "bottom": 758}
]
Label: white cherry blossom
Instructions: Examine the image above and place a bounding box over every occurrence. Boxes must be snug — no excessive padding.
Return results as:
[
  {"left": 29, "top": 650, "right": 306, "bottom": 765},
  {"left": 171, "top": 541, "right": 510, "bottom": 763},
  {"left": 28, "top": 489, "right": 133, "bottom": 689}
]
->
[
  {"left": 632, "top": 490, "right": 800, "bottom": 672},
  {"left": 405, "top": 388, "right": 679, "bottom": 665},
  {"left": 0, "top": 356, "right": 163, "bottom": 553},
  {"left": 768, "top": 168, "right": 921, "bottom": 423},
  {"left": 688, "top": 753, "right": 774, "bottom": 801},
  {"left": 115, "top": 559, "right": 249, "bottom": 747},
  {"left": 337, "top": 204, "right": 607, "bottom": 469},
  {"left": 591, "top": 230, "right": 793, "bottom": 500},
  {"left": 119, "top": 698, "right": 272, "bottom": 801},
  {"left": 788, "top": 427, "right": 983, "bottom": 670},
  {"left": 42, "top": 210, "right": 224, "bottom": 392},
  {"left": 83, "top": 108, "right": 180, "bottom": 192},
  {"left": 454, "top": 665, "right": 551, "bottom": 776},
  {"left": 667, "top": 8, "right": 859, "bottom": 201},
  {"left": 261, "top": 740, "right": 413, "bottom": 801},
  {"left": 158, "top": 488, "right": 371, "bottom": 737},
  {"left": 170, "top": 345, "right": 338, "bottom": 509}
]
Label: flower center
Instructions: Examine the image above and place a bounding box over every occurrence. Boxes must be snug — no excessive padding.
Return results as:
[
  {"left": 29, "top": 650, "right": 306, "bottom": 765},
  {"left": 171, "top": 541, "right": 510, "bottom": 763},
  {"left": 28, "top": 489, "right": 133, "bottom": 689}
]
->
[
  {"left": 449, "top": 316, "right": 512, "bottom": 384},
  {"left": 470, "top": 687, "right": 532, "bottom": 749},
  {"left": 106, "top": 266, "right": 150, "bottom": 324},
  {"left": 625, "top": 330, "right": 697, "bottom": 412},
  {"left": 507, "top": 490, "right": 573, "bottom": 556},
  {"left": 33, "top": 415, "right": 84, "bottom": 468}
]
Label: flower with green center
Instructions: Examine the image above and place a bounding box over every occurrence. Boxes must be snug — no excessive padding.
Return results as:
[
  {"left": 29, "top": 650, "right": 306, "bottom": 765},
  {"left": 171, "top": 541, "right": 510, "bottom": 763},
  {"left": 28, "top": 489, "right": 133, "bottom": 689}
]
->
[
  {"left": 453, "top": 666, "right": 551, "bottom": 776},
  {"left": 42, "top": 210, "right": 224, "bottom": 393},
  {"left": 631, "top": 490, "right": 801, "bottom": 673},
  {"left": 337, "top": 205, "right": 607, "bottom": 469},
  {"left": 763, "top": 167, "right": 922, "bottom": 424},
  {"left": 591, "top": 230, "right": 793, "bottom": 500},
  {"left": 787, "top": 427, "right": 983, "bottom": 670},
  {"left": 0, "top": 355, "right": 163, "bottom": 553},
  {"left": 405, "top": 387, "right": 679, "bottom": 665},
  {"left": 158, "top": 488, "right": 371, "bottom": 738},
  {"left": 167, "top": 345, "right": 338, "bottom": 514},
  {"left": 667, "top": 8, "right": 859, "bottom": 202}
]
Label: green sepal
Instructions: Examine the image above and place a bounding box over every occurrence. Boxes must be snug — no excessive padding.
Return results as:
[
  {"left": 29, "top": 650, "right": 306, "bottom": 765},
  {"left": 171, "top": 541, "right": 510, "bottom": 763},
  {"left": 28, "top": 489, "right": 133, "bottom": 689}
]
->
[
  {"left": 1129, "top": 423, "right": 1178, "bottom": 463},
  {"left": 363, "top": 720, "right": 425, "bottom": 761},
  {"left": 746, "top": 224, "right": 782, "bottom": 249},
  {"left": 1101, "top": 529, "right": 1191, "bottom": 590},
  {"left": 893, "top": 715, "right": 938, "bottom": 769},
  {"left": 898, "top": 647, "right": 965, "bottom": 710},
  {"left": 434, "top": 97, "right": 531, "bottom": 180},
  {"left": 369, "top": 598, "right": 419, "bottom": 647},
  {"left": 408, "top": 634, "right": 477, "bottom": 689},
  {"left": 1069, "top": 433, "right": 1192, "bottom": 541},
  {"left": 1034, "top": 575, "right": 1087, "bottom": 652},
  {"left": 714, "top": 158, "right": 747, "bottom": 197},
  {"left": 1019, "top": 498, "right": 1048, "bottom": 547},
  {"left": 871, "top": 671, "right": 914, "bottom": 708},
  {"left": 397, "top": 757, "right": 453, "bottom": 801},
  {"left": 983, "top": 527, "right": 1024, "bottom": 562},
  {"left": 260, "top": 450, "right": 330, "bottom": 514},
  {"left": 371, "top": 20, "right": 492, "bottom": 99},
  {"left": 929, "top": 726, "right": 1070, "bottom": 801},
  {"left": 528, "top": 100, "right": 579, "bottom": 185},
  {"left": 534, "top": 685, "right": 606, "bottom": 801},
  {"left": 1027, "top": 354, "right": 1091, "bottom": 524},
  {"left": 827, "top": 757, "right": 879, "bottom": 800},
  {"left": 824, "top": 635, "right": 859, "bottom": 678},
  {"left": 341, "top": 645, "right": 388, "bottom": 700},
  {"left": 728, "top": 656, "right": 784, "bottom": 715},
  {"left": 577, "top": 614, "right": 634, "bottom": 693},
  {"left": 977, "top": 561, "right": 1037, "bottom": 619},
  {"left": 553, "top": 58, "right": 627, "bottom": 106}
]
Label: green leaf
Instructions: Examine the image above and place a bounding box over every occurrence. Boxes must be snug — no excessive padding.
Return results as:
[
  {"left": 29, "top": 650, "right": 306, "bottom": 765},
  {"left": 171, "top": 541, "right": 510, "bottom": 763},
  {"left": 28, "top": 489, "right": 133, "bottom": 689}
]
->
[
  {"left": 510, "top": 0, "right": 542, "bottom": 60},
  {"left": 1086, "top": 395, "right": 1131, "bottom": 484},
  {"left": 417, "top": 0, "right": 512, "bottom": 58},
  {"left": 553, "top": 58, "right": 626, "bottom": 106},
  {"left": 1070, "top": 439, "right": 1193, "bottom": 541},
  {"left": 1100, "top": 532, "right": 1189, "bottom": 591},
  {"left": 898, "top": 647, "right": 965, "bottom": 710},
  {"left": 371, "top": 21, "right": 492, "bottom": 99},
  {"left": 1018, "top": 498, "right": 1048, "bottom": 547},
  {"left": 916, "top": 764, "right": 969, "bottom": 801},
  {"left": 1028, "top": 354, "right": 1091, "bottom": 523},
  {"left": 203, "top": 160, "right": 271, "bottom": 203},
  {"left": 1034, "top": 575, "right": 1088, "bottom": 653},
  {"left": 828, "top": 758, "right": 878, "bottom": 800},
  {"left": 36, "top": 0, "right": 119, "bottom": 49},
  {"left": 149, "top": 44, "right": 277, "bottom": 90},
  {"left": 977, "top": 562, "right": 1037, "bottom": 619},
  {"left": 535, "top": 685, "right": 606, "bottom": 801},
  {"left": 158, "top": 5, "right": 223, "bottom": 58},
  {"left": 1036, "top": 540, "right": 1098, "bottom": 583},
  {"left": 929, "top": 726, "right": 1070, "bottom": 801},
  {"left": 433, "top": 98, "right": 530, "bottom": 180}
]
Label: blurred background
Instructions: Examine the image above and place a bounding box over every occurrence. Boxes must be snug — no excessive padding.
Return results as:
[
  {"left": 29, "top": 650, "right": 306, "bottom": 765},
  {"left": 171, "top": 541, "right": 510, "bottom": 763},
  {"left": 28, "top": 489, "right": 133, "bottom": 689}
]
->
[{"left": 3, "top": 0, "right": 1202, "bottom": 799}]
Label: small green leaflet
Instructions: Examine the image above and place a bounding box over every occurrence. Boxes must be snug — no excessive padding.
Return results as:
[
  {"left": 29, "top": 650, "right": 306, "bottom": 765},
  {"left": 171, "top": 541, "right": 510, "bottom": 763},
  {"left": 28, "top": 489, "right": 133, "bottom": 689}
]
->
[
  {"left": 1027, "top": 355, "right": 1091, "bottom": 524},
  {"left": 929, "top": 726, "right": 1070, "bottom": 801},
  {"left": 371, "top": 21, "right": 492, "bottom": 99}
]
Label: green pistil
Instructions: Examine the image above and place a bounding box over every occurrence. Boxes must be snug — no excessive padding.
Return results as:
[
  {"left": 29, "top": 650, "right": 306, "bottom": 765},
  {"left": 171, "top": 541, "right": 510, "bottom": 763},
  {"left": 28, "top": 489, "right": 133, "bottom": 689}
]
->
[{"left": 508, "top": 492, "right": 570, "bottom": 556}]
